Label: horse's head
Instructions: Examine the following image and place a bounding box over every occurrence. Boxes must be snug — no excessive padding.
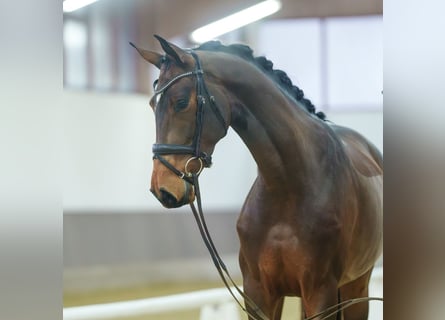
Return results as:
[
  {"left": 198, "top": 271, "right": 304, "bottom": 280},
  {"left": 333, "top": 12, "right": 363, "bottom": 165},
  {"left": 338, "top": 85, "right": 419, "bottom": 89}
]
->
[{"left": 131, "top": 36, "right": 229, "bottom": 208}]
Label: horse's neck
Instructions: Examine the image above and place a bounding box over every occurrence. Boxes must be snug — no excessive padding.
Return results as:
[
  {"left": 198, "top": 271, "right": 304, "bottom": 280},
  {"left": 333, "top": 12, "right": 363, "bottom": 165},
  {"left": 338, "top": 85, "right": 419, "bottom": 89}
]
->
[
  {"left": 209, "top": 55, "right": 327, "bottom": 192},
  {"left": 235, "top": 99, "right": 323, "bottom": 191}
]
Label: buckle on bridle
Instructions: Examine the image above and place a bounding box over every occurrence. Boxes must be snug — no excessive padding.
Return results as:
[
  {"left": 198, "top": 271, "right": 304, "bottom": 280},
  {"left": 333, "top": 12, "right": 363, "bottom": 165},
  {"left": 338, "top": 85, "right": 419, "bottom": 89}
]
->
[{"left": 197, "top": 95, "right": 206, "bottom": 105}]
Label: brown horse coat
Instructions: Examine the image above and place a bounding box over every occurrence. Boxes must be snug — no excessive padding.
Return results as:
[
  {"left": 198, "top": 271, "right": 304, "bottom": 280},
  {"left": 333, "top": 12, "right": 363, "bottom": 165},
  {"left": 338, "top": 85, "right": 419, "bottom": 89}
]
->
[{"left": 133, "top": 37, "right": 382, "bottom": 320}]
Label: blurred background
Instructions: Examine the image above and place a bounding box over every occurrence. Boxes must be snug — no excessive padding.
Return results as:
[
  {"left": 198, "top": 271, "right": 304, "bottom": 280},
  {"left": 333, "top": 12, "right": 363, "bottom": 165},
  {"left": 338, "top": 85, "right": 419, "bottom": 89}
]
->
[{"left": 63, "top": 0, "right": 382, "bottom": 319}]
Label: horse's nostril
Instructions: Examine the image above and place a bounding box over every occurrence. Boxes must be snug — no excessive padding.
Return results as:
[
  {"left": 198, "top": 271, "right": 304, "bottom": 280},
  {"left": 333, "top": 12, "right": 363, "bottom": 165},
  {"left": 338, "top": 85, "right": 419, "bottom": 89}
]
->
[{"left": 160, "top": 188, "right": 180, "bottom": 208}]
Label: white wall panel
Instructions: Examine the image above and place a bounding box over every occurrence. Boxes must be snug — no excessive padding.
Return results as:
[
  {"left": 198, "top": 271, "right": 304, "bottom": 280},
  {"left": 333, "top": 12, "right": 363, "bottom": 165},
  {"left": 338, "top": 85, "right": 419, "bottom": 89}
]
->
[
  {"left": 256, "top": 19, "right": 323, "bottom": 107},
  {"left": 90, "top": 9, "right": 113, "bottom": 90},
  {"left": 255, "top": 16, "right": 382, "bottom": 111},
  {"left": 64, "top": 20, "right": 88, "bottom": 88},
  {"left": 326, "top": 16, "right": 383, "bottom": 109}
]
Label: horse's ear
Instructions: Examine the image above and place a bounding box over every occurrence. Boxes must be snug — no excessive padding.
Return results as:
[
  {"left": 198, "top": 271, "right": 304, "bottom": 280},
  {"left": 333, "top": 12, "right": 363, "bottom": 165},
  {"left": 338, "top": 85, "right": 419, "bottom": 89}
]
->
[
  {"left": 154, "top": 34, "right": 188, "bottom": 66},
  {"left": 129, "top": 42, "right": 163, "bottom": 69}
]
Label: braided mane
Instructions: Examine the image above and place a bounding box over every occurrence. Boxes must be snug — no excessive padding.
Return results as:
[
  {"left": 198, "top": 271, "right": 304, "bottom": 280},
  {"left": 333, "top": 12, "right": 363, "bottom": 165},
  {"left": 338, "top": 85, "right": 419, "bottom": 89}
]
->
[{"left": 195, "top": 41, "right": 326, "bottom": 121}]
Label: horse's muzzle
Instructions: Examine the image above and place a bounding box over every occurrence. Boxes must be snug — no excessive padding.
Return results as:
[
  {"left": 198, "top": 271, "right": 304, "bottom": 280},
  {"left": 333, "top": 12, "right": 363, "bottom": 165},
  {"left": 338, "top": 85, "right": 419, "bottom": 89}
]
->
[{"left": 150, "top": 180, "right": 194, "bottom": 209}]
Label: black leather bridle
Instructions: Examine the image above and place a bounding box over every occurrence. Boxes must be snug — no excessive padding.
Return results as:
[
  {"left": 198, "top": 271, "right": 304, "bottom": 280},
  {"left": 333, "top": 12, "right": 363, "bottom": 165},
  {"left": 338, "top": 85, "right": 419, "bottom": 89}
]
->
[{"left": 151, "top": 51, "right": 227, "bottom": 185}]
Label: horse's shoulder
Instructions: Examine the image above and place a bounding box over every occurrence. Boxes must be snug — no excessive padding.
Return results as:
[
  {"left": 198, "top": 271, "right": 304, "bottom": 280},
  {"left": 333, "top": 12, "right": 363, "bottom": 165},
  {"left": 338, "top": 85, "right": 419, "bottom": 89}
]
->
[{"left": 330, "top": 125, "right": 383, "bottom": 177}]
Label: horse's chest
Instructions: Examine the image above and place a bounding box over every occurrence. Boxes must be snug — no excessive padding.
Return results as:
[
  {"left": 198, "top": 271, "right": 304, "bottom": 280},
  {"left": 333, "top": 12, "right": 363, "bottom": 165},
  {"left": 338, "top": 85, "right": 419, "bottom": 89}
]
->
[{"left": 256, "top": 224, "right": 306, "bottom": 292}]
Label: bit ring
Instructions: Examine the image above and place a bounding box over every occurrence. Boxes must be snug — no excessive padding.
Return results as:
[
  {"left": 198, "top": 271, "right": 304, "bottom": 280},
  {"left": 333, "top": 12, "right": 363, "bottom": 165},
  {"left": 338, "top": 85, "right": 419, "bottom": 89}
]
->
[{"left": 184, "top": 156, "right": 204, "bottom": 176}]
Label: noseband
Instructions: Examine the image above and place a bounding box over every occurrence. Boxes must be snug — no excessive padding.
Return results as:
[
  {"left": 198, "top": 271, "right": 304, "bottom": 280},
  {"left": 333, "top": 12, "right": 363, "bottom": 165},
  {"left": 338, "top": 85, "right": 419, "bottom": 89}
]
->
[{"left": 151, "top": 51, "right": 227, "bottom": 184}]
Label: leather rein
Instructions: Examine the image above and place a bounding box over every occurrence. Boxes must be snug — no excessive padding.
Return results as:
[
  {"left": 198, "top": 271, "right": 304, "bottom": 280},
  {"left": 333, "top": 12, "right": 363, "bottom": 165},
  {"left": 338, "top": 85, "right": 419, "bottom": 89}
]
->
[{"left": 150, "top": 50, "right": 382, "bottom": 320}]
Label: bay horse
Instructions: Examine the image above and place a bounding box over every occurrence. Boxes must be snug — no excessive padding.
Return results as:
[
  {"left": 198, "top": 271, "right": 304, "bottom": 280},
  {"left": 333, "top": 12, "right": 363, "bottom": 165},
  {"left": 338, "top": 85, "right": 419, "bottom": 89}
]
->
[{"left": 131, "top": 35, "right": 382, "bottom": 320}]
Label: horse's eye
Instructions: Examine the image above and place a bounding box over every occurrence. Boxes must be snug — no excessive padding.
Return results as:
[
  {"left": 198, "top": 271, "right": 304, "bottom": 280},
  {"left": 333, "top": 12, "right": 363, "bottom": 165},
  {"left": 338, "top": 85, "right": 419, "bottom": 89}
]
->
[{"left": 174, "top": 98, "right": 189, "bottom": 112}]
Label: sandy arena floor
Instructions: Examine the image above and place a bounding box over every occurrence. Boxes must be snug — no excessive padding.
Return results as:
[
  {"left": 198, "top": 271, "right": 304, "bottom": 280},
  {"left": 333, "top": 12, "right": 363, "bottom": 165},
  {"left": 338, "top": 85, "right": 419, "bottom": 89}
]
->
[{"left": 64, "top": 281, "right": 301, "bottom": 320}]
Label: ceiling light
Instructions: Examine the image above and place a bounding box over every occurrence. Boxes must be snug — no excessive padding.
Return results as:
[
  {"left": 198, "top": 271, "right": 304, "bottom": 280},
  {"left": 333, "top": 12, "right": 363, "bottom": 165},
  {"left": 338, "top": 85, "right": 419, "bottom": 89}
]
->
[
  {"left": 190, "top": 0, "right": 281, "bottom": 43},
  {"left": 63, "top": 0, "right": 100, "bottom": 13}
]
